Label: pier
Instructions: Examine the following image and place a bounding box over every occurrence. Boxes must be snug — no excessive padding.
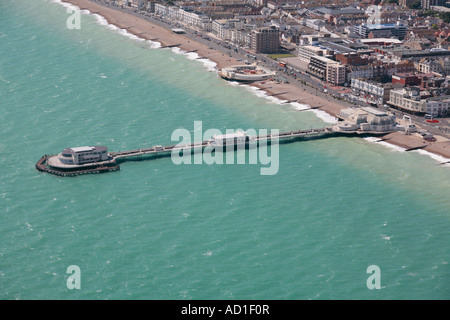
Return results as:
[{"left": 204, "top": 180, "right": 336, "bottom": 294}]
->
[
  {"left": 36, "top": 155, "right": 120, "bottom": 177},
  {"left": 35, "top": 126, "right": 386, "bottom": 177}
]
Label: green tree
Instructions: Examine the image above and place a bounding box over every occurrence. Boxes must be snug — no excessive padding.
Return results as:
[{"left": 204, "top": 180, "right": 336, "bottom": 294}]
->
[
  {"left": 408, "top": 0, "right": 421, "bottom": 9},
  {"left": 439, "top": 12, "right": 450, "bottom": 23}
]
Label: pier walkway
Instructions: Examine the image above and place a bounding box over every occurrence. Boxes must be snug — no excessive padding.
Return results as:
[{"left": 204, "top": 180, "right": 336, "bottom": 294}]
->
[
  {"left": 35, "top": 126, "right": 382, "bottom": 177},
  {"left": 109, "top": 127, "right": 336, "bottom": 160}
]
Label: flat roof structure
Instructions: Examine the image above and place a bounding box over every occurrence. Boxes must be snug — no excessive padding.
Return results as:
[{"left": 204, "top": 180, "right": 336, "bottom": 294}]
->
[
  {"left": 71, "top": 146, "right": 95, "bottom": 153},
  {"left": 360, "top": 38, "right": 402, "bottom": 45},
  {"left": 361, "top": 106, "right": 388, "bottom": 116}
]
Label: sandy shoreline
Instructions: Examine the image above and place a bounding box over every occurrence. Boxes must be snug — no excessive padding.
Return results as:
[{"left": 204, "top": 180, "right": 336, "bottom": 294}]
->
[
  {"left": 61, "top": 0, "right": 241, "bottom": 69},
  {"left": 57, "top": 0, "right": 450, "bottom": 162},
  {"left": 61, "top": 0, "right": 349, "bottom": 112},
  {"left": 380, "top": 132, "right": 450, "bottom": 162}
]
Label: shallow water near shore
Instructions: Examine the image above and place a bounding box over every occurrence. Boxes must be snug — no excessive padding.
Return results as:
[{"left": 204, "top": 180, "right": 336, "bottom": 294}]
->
[{"left": 1, "top": 0, "right": 449, "bottom": 300}]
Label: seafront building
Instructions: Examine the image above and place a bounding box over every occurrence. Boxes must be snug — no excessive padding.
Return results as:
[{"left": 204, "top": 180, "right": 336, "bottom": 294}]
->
[
  {"left": 351, "top": 78, "right": 403, "bottom": 106},
  {"left": 58, "top": 146, "right": 109, "bottom": 165},
  {"left": 250, "top": 26, "right": 280, "bottom": 53},
  {"left": 307, "top": 55, "right": 346, "bottom": 85},
  {"left": 297, "top": 44, "right": 346, "bottom": 84},
  {"left": 218, "top": 63, "right": 276, "bottom": 82},
  {"left": 326, "top": 63, "right": 346, "bottom": 86},
  {"left": 337, "top": 107, "right": 397, "bottom": 132},
  {"left": 388, "top": 87, "right": 450, "bottom": 116},
  {"left": 212, "top": 19, "right": 244, "bottom": 40}
]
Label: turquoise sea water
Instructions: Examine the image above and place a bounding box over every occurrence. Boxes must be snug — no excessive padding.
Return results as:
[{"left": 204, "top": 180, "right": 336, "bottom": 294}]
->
[{"left": 0, "top": 0, "right": 449, "bottom": 300}]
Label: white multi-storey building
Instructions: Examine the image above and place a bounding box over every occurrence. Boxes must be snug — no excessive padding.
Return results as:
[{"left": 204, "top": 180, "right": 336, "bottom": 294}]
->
[
  {"left": 326, "top": 63, "right": 346, "bottom": 86},
  {"left": 57, "top": 146, "right": 109, "bottom": 165},
  {"left": 179, "top": 9, "right": 210, "bottom": 30},
  {"left": 298, "top": 45, "right": 326, "bottom": 62},
  {"left": 388, "top": 87, "right": 450, "bottom": 116},
  {"left": 212, "top": 19, "right": 244, "bottom": 40},
  {"left": 351, "top": 78, "right": 402, "bottom": 105},
  {"left": 229, "top": 29, "right": 251, "bottom": 47},
  {"left": 154, "top": 3, "right": 168, "bottom": 16},
  {"left": 167, "top": 6, "right": 181, "bottom": 20}
]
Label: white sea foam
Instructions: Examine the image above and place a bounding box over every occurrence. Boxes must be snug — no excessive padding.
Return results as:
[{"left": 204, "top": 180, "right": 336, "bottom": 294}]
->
[
  {"left": 92, "top": 13, "right": 109, "bottom": 26},
  {"left": 197, "top": 58, "right": 217, "bottom": 72},
  {"left": 240, "top": 84, "right": 285, "bottom": 105},
  {"left": 170, "top": 47, "right": 217, "bottom": 72},
  {"left": 54, "top": 1, "right": 162, "bottom": 48},
  {"left": 308, "top": 109, "right": 338, "bottom": 124},
  {"left": 147, "top": 40, "right": 161, "bottom": 49},
  {"left": 184, "top": 51, "right": 199, "bottom": 61},
  {"left": 364, "top": 137, "right": 406, "bottom": 153},
  {"left": 55, "top": 2, "right": 212, "bottom": 70},
  {"left": 117, "top": 28, "right": 144, "bottom": 41},
  {"left": 235, "top": 83, "right": 340, "bottom": 124},
  {"left": 289, "top": 101, "right": 310, "bottom": 111},
  {"left": 225, "top": 81, "right": 240, "bottom": 87},
  {"left": 91, "top": 9, "right": 161, "bottom": 47},
  {"left": 52, "top": 0, "right": 78, "bottom": 10},
  {"left": 413, "top": 149, "right": 450, "bottom": 166},
  {"left": 170, "top": 47, "right": 182, "bottom": 55},
  {"left": 364, "top": 136, "right": 450, "bottom": 166},
  {"left": 50, "top": 0, "right": 68, "bottom": 6}
]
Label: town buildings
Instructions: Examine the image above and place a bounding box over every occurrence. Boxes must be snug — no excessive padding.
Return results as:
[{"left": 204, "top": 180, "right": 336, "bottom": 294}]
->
[
  {"left": 388, "top": 87, "right": 450, "bottom": 116},
  {"left": 421, "top": 0, "right": 447, "bottom": 10},
  {"left": 351, "top": 22, "right": 408, "bottom": 40},
  {"left": 351, "top": 78, "right": 404, "bottom": 105},
  {"left": 118, "top": 0, "right": 450, "bottom": 117}
]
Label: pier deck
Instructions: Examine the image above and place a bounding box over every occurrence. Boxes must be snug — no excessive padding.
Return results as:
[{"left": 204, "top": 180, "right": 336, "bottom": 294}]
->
[
  {"left": 108, "top": 127, "right": 336, "bottom": 161},
  {"left": 36, "top": 155, "right": 120, "bottom": 177},
  {"left": 35, "top": 127, "right": 387, "bottom": 177}
]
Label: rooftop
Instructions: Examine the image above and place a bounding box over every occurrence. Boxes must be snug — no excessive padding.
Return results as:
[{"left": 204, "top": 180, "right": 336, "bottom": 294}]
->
[
  {"left": 71, "top": 146, "right": 95, "bottom": 153},
  {"left": 360, "top": 38, "right": 402, "bottom": 45},
  {"left": 315, "top": 6, "right": 364, "bottom": 16},
  {"left": 364, "top": 23, "right": 407, "bottom": 29},
  {"left": 63, "top": 146, "right": 108, "bottom": 154},
  {"left": 361, "top": 106, "right": 388, "bottom": 116}
]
